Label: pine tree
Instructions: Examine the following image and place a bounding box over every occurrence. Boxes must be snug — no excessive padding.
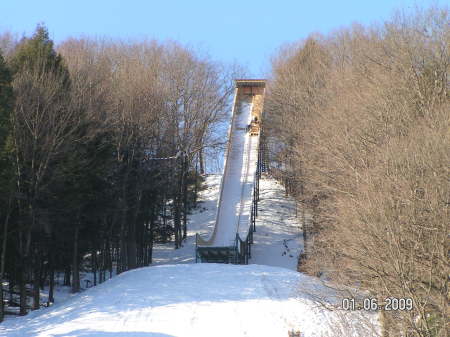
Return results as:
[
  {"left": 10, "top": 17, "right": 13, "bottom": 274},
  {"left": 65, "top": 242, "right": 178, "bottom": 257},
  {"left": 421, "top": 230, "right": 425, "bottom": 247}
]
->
[
  {"left": 0, "top": 53, "right": 13, "bottom": 149},
  {"left": 0, "top": 52, "right": 13, "bottom": 185},
  {"left": 10, "top": 24, "right": 67, "bottom": 78}
]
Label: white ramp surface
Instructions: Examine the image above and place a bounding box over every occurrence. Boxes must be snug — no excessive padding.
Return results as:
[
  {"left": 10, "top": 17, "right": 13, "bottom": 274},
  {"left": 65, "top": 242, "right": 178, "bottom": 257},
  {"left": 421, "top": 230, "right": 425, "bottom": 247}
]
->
[{"left": 212, "top": 97, "right": 259, "bottom": 246}]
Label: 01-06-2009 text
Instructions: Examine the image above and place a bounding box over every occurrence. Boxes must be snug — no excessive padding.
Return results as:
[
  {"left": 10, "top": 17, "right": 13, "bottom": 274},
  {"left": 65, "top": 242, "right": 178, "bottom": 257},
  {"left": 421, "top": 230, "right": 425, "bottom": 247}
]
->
[{"left": 341, "top": 297, "right": 413, "bottom": 311}]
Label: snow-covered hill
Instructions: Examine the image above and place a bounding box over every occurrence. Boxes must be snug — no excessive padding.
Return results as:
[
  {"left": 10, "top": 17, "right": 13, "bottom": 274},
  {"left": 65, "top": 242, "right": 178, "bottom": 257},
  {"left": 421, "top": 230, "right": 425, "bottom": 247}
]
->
[
  {"left": 0, "top": 174, "right": 379, "bottom": 336},
  {"left": 0, "top": 264, "right": 378, "bottom": 337}
]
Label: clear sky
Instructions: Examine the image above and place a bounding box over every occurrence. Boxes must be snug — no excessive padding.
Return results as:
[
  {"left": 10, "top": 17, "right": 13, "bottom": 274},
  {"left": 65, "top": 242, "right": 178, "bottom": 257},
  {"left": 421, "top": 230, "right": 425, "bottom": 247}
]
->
[{"left": 0, "top": 0, "right": 442, "bottom": 77}]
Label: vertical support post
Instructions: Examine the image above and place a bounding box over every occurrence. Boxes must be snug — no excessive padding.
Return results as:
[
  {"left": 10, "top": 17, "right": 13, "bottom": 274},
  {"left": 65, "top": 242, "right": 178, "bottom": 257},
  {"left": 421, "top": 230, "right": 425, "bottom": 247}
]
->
[
  {"left": 245, "top": 241, "right": 248, "bottom": 265},
  {"left": 255, "top": 176, "right": 258, "bottom": 218},
  {"left": 195, "top": 235, "right": 198, "bottom": 263},
  {"left": 235, "top": 234, "right": 239, "bottom": 264},
  {"left": 256, "top": 171, "right": 259, "bottom": 201},
  {"left": 253, "top": 199, "right": 256, "bottom": 232},
  {"left": 248, "top": 233, "right": 252, "bottom": 259}
]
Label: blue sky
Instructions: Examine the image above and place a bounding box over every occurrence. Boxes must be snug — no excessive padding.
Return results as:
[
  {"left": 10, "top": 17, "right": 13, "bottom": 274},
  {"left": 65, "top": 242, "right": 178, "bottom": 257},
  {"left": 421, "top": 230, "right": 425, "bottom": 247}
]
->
[{"left": 0, "top": 0, "right": 441, "bottom": 76}]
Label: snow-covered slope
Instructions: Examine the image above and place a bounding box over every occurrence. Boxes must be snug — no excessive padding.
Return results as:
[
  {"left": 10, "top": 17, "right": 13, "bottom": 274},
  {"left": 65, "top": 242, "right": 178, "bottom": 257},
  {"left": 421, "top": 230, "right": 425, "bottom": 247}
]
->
[
  {"left": 151, "top": 174, "right": 222, "bottom": 265},
  {"left": 0, "top": 264, "right": 378, "bottom": 337},
  {"left": 152, "top": 174, "right": 302, "bottom": 270},
  {"left": 252, "top": 176, "right": 303, "bottom": 270},
  {"left": 0, "top": 175, "right": 379, "bottom": 336}
]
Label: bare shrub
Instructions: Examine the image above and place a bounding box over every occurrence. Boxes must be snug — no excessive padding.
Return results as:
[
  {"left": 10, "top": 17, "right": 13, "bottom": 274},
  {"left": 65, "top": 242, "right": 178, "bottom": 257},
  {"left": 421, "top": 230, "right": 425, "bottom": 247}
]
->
[{"left": 266, "top": 6, "right": 449, "bottom": 337}]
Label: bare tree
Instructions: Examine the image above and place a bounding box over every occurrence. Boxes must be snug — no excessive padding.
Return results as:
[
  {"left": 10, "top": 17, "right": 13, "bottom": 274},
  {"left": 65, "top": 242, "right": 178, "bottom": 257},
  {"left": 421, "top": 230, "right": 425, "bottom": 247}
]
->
[{"left": 265, "top": 6, "right": 449, "bottom": 336}]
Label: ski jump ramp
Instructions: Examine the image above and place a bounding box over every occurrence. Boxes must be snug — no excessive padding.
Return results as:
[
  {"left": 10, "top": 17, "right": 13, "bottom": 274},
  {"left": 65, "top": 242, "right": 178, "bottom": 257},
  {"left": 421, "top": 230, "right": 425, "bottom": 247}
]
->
[{"left": 196, "top": 79, "right": 266, "bottom": 264}]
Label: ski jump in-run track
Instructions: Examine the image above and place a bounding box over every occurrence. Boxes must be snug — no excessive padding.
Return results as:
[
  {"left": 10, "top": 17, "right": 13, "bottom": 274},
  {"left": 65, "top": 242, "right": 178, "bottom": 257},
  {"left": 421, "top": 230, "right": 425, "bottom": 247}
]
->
[{"left": 196, "top": 79, "right": 266, "bottom": 264}]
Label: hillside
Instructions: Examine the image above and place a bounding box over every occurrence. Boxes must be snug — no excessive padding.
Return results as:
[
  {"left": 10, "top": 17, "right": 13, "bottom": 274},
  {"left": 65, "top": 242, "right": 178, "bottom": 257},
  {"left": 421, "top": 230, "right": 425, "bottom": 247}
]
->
[
  {"left": 0, "top": 174, "right": 379, "bottom": 337},
  {"left": 0, "top": 264, "right": 378, "bottom": 337}
]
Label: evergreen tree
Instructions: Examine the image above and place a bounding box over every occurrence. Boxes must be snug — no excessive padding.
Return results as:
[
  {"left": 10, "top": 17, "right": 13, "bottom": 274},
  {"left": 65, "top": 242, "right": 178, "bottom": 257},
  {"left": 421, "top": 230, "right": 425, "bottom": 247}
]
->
[
  {"left": 10, "top": 24, "right": 66, "bottom": 78},
  {"left": 0, "top": 51, "right": 13, "bottom": 188},
  {"left": 0, "top": 52, "right": 12, "bottom": 144}
]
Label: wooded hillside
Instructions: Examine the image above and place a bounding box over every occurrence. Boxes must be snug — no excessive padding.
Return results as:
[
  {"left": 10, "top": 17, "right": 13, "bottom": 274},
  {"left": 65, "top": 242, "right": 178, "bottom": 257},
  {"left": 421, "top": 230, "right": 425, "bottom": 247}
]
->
[{"left": 265, "top": 7, "right": 449, "bottom": 337}]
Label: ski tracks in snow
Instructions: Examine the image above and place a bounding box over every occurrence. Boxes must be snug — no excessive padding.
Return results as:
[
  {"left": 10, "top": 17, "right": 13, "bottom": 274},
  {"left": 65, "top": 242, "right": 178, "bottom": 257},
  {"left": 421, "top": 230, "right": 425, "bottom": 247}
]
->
[{"left": 260, "top": 273, "right": 298, "bottom": 333}]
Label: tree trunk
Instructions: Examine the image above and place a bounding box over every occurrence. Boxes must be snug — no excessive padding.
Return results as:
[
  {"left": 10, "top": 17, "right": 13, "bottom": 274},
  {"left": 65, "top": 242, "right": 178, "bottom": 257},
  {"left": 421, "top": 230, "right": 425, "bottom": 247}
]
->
[
  {"left": 149, "top": 222, "right": 153, "bottom": 264},
  {"left": 0, "top": 273, "right": 3, "bottom": 322},
  {"left": 99, "top": 244, "right": 104, "bottom": 284},
  {"left": 63, "top": 265, "right": 71, "bottom": 286},
  {"left": 146, "top": 210, "right": 155, "bottom": 266},
  {"left": 48, "top": 265, "right": 54, "bottom": 304},
  {"left": 302, "top": 207, "right": 308, "bottom": 258},
  {"left": 174, "top": 181, "right": 182, "bottom": 249},
  {"left": 91, "top": 246, "right": 97, "bottom": 287},
  {"left": 71, "top": 227, "right": 80, "bottom": 293},
  {"left": 19, "top": 265, "right": 27, "bottom": 316},
  {"left": 127, "top": 191, "right": 141, "bottom": 270},
  {"left": 108, "top": 239, "right": 113, "bottom": 279},
  {"left": 173, "top": 156, "right": 184, "bottom": 248},
  {"left": 119, "top": 226, "right": 127, "bottom": 273},
  {"left": 162, "top": 196, "right": 167, "bottom": 242},
  {"left": 182, "top": 156, "right": 188, "bottom": 240},
  {"left": 39, "top": 258, "right": 47, "bottom": 290},
  {"left": 0, "top": 197, "right": 12, "bottom": 322},
  {"left": 194, "top": 157, "right": 199, "bottom": 204},
  {"left": 118, "top": 167, "right": 131, "bottom": 274},
  {"left": 32, "top": 249, "right": 40, "bottom": 310},
  {"left": 199, "top": 148, "right": 205, "bottom": 175},
  {"left": 8, "top": 281, "right": 13, "bottom": 308},
  {"left": 174, "top": 203, "right": 181, "bottom": 249}
]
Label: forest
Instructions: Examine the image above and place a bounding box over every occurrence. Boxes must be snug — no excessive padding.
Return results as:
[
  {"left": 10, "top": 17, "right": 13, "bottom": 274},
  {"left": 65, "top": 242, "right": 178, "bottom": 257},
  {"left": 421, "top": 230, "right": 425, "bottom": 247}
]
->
[
  {"left": 0, "top": 26, "right": 237, "bottom": 319},
  {"left": 264, "top": 7, "right": 448, "bottom": 337}
]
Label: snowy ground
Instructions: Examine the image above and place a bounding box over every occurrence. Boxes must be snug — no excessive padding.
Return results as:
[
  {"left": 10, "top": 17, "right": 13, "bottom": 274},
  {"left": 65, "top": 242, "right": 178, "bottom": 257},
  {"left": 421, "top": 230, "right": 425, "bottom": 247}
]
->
[
  {"left": 152, "top": 173, "right": 303, "bottom": 271},
  {"left": 252, "top": 176, "right": 303, "bottom": 270},
  {"left": 151, "top": 174, "right": 222, "bottom": 265},
  {"left": 0, "top": 264, "right": 379, "bottom": 337},
  {"left": 0, "top": 174, "right": 379, "bottom": 336}
]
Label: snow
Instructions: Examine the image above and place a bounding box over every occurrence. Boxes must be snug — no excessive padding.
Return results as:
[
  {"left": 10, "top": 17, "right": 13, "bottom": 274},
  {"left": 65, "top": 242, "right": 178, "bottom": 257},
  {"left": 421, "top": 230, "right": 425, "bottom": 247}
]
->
[
  {"left": 252, "top": 176, "right": 303, "bottom": 270},
  {"left": 0, "top": 175, "right": 379, "bottom": 337},
  {"left": 0, "top": 264, "right": 379, "bottom": 337},
  {"left": 151, "top": 174, "right": 222, "bottom": 265}
]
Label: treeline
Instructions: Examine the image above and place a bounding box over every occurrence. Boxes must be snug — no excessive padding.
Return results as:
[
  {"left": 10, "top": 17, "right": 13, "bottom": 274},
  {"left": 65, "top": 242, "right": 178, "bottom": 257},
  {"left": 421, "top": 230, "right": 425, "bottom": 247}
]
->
[
  {"left": 0, "top": 25, "right": 234, "bottom": 319},
  {"left": 265, "top": 7, "right": 448, "bottom": 337}
]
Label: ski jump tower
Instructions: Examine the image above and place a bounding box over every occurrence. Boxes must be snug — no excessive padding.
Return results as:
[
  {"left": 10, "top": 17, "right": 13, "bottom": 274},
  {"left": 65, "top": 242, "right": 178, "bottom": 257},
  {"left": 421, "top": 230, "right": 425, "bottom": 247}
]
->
[{"left": 196, "top": 79, "right": 266, "bottom": 264}]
